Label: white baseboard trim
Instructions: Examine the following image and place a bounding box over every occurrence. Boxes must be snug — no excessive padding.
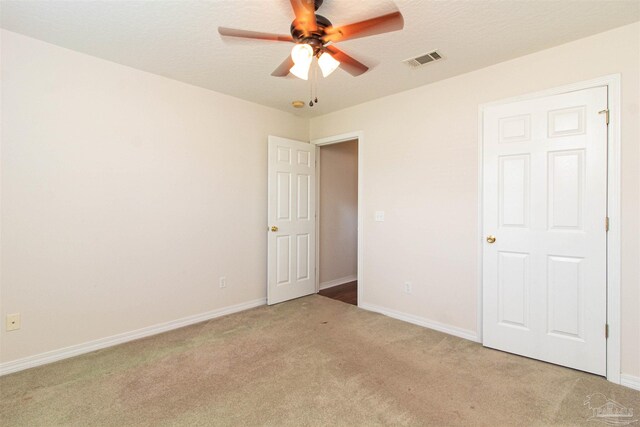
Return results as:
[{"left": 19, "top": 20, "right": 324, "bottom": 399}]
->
[
  {"left": 319, "top": 275, "right": 357, "bottom": 290},
  {"left": 359, "top": 302, "right": 479, "bottom": 343},
  {"left": 0, "top": 298, "right": 266, "bottom": 376},
  {"left": 620, "top": 374, "right": 640, "bottom": 391}
]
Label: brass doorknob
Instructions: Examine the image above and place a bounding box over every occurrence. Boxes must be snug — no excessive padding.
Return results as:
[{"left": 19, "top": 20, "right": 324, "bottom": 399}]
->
[
  {"left": 486, "top": 235, "right": 496, "bottom": 244},
  {"left": 270, "top": 226, "right": 279, "bottom": 232}
]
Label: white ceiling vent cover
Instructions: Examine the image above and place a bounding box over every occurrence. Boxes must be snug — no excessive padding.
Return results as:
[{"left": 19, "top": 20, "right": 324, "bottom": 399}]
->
[{"left": 403, "top": 51, "right": 443, "bottom": 67}]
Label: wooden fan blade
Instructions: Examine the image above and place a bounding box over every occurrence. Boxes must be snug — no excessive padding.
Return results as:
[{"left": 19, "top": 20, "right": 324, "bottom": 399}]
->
[
  {"left": 271, "top": 55, "right": 295, "bottom": 77},
  {"left": 323, "top": 11, "right": 404, "bottom": 43},
  {"left": 218, "top": 27, "right": 293, "bottom": 42},
  {"left": 324, "top": 45, "right": 369, "bottom": 76},
  {"left": 290, "top": 0, "right": 318, "bottom": 34}
]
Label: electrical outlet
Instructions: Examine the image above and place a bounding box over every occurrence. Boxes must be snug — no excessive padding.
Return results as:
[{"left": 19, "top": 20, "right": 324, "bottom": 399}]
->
[
  {"left": 404, "top": 282, "right": 412, "bottom": 295},
  {"left": 374, "top": 211, "right": 385, "bottom": 222},
  {"left": 6, "top": 313, "right": 20, "bottom": 331},
  {"left": 219, "top": 277, "right": 227, "bottom": 289}
]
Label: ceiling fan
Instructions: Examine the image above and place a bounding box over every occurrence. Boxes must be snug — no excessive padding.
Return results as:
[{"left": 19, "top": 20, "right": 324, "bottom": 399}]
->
[{"left": 218, "top": 0, "right": 404, "bottom": 80}]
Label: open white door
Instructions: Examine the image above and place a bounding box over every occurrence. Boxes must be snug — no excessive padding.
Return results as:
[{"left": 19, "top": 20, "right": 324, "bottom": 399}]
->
[
  {"left": 482, "top": 87, "right": 608, "bottom": 375},
  {"left": 267, "top": 136, "right": 316, "bottom": 305}
]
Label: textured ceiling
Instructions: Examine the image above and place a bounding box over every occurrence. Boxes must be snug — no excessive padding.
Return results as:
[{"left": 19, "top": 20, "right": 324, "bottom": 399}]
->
[{"left": 2, "top": 0, "right": 639, "bottom": 117}]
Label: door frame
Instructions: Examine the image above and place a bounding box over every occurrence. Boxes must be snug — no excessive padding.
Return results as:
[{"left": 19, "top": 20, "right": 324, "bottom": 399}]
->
[
  {"left": 477, "top": 74, "right": 622, "bottom": 383},
  {"left": 311, "top": 131, "right": 364, "bottom": 306}
]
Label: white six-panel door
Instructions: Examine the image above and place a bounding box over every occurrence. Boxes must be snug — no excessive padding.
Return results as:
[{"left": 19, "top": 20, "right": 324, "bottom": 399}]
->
[
  {"left": 267, "top": 136, "right": 316, "bottom": 305},
  {"left": 482, "top": 87, "right": 608, "bottom": 375}
]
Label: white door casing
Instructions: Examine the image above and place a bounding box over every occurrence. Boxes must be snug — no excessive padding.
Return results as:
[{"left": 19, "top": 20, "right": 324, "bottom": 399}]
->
[
  {"left": 482, "top": 87, "right": 608, "bottom": 375},
  {"left": 267, "top": 136, "right": 316, "bottom": 305},
  {"left": 312, "top": 131, "right": 365, "bottom": 305}
]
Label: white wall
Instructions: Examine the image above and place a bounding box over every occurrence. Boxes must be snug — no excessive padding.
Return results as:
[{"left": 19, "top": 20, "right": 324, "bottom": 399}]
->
[
  {"left": 319, "top": 140, "right": 358, "bottom": 286},
  {"left": 0, "top": 30, "right": 308, "bottom": 364},
  {"left": 310, "top": 23, "right": 640, "bottom": 378}
]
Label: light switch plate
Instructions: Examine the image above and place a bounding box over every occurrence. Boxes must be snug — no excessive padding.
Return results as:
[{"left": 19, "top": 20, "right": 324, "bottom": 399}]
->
[{"left": 375, "top": 211, "right": 385, "bottom": 222}]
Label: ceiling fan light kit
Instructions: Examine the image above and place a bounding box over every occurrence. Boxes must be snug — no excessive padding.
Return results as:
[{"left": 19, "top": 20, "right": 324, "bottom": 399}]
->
[
  {"left": 290, "top": 43, "right": 314, "bottom": 80},
  {"left": 290, "top": 62, "right": 310, "bottom": 80},
  {"left": 218, "top": 0, "right": 405, "bottom": 81},
  {"left": 317, "top": 52, "right": 340, "bottom": 77},
  {"left": 291, "top": 43, "right": 314, "bottom": 64}
]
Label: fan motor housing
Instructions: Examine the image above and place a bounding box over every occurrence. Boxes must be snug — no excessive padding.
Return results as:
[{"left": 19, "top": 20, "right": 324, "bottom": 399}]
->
[{"left": 290, "top": 14, "right": 332, "bottom": 51}]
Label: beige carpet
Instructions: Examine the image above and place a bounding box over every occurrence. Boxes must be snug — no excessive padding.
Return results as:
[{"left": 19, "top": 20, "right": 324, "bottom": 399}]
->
[{"left": 1, "top": 295, "right": 638, "bottom": 426}]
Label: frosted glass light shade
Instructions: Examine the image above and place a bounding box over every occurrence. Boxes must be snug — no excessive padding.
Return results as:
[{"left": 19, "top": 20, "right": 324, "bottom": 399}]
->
[
  {"left": 290, "top": 44, "right": 313, "bottom": 80},
  {"left": 318, "top": 52, "right": 340, "bottom": 77},
  {"left": 290, "top": 62, "right": 311, "bottom": 80},
  {"left": 291, "top": 44, "right": 313, "bottom": 64}
]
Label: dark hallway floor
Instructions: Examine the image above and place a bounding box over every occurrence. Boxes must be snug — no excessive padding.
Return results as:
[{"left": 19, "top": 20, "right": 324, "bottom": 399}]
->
[{"left": 318, "top": 281, "right": 357, "bottom": 306}]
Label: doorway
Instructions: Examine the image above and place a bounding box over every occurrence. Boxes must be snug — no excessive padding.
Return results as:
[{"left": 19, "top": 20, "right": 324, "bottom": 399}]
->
[{"left": 314, "top": 137, "right": 359, "bottom": 306}]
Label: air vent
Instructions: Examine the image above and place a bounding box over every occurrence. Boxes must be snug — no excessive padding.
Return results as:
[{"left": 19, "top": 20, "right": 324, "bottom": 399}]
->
[{"left": 403, "top": 50, "right": 443, "bottom": 67}]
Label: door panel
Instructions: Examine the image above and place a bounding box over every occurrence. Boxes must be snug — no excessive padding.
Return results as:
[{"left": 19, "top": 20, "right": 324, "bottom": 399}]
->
[
  {"left": 548, "top": 150, "right": 584, "bottom": 230},
  {"left": 268, "top": 136, "right": 316, "bottom": 305},
  {"left": 296, "top": 234, "right": 310, "bottom": 280},
  {"left": 482, "top": 86, "right": 607, "bottom": 375},
  {"left": 499, "top": 155, "right": 530, "bottom": 227},
  {"left": 277, "top": 172, "right": 291, "bottom": 220},
  {"left": 547, "top": 255, "right": 583, "bottom": 339},
  {"left": 498, "top": 251, "right": 529, "bottom": 329},
  {"left": 276, "top": 235, "right": 291, "bottom": 285}
]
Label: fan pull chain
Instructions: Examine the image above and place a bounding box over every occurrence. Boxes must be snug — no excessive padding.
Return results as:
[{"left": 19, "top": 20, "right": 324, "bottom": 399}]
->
[
  {"left": 309, "top": 62, "right": 315, "bottom": 107},
  {"left": 314, "top": 62, "right": 318, "bottom": 104},
  {"left": 309, "top": 60, "right": 319, "bottom": 107}
]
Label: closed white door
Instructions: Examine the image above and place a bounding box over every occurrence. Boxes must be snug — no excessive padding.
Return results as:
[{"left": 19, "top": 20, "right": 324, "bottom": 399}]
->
[
  {"left": 267, "top": 136, "right": 316, "bottom": 305},
  {"left": 482, "top": 87, "right": 608, "bottom": 375}
]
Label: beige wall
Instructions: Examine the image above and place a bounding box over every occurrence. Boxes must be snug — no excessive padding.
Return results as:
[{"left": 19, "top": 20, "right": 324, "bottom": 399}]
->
[
  {"left": 310, "top": 23, "right": 640, "bottom": 378},
  {"left": 0, "top": 30, "right": 308, "bottom": 363},
  {"left": 319, "top": 140, "right": 358, "bottom": 286},
  {"left": 2, "top": 22, "right": 639, "bottom": 380}
]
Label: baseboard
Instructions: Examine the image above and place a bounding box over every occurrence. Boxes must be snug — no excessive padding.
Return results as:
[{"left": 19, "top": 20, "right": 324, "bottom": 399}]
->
[
  {"left": 359, "top": 302, "right": 479, "bottom": 343},
  {"left": 620, "top": 374, "right": 640, "bottom": 391},
  {"left": 0, "top": 298, "right": 266, "bottom": 376},
  {"left": 319, "top": 275, "right": 357, "bottom": 290}
]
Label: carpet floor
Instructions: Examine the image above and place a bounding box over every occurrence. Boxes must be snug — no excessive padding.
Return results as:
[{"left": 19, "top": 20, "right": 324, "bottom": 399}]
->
[{"left": 1, "top": 295, "right": 638, "bottom": 426}]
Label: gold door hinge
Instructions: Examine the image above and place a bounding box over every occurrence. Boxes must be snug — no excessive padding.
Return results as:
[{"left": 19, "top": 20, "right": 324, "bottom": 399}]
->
[
  {"left": 599, "top": 109, "right": 610, "bottom": 125},
  {"left": 605, "top": 217, "right": 610, "bottom": 232},
  {"left": 605, "top": 324, "right": 609, "bottom": 339}
]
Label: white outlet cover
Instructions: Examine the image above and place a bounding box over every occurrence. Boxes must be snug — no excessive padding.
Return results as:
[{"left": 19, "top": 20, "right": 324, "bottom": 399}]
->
[
  {"left": 219, "top": 277, "right": 227, "bottom": 288},
  {"left": 404, "top": 282, "right": 412, "bottom": 294},
  {"left": 375, "top": 211, "right": 385, "bottom": 222},
  {"left": 6, "top": 313, "right": 20, "bottom": 331}
]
